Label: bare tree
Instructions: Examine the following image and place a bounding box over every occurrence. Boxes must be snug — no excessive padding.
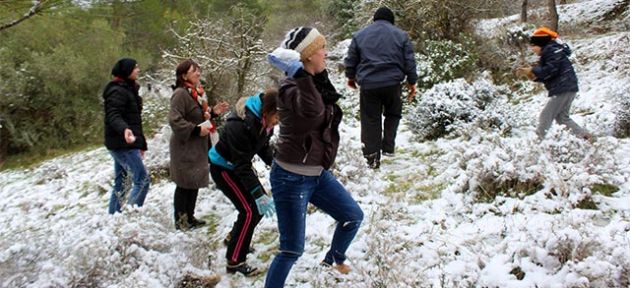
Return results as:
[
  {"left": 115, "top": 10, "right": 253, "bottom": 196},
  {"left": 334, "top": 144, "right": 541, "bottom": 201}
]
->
[
  {"left": 521, "top": 0, "right": 528, "bottom": 22},
  {"left": 548, "top": 0, "right": 559, "bottom": 31},
  {"left": 162, "top": 6, "right": 268, "bottom": 103},
  {"left": 0, "top": 0, "right": 64, "bottom": 32}
]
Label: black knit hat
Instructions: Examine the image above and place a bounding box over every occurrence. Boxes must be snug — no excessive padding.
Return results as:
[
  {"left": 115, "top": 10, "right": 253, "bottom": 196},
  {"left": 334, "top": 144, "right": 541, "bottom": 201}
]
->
[
  {"left": 529, "top": 35, "right": 552, "bottom": 47},
  {"left": 281, "top": 27, "right": 327, "bottom": 60},
  {"left": 111, "top": 58, "right": 137, "bottom": 79},
  {"left": 373, "top": 7, "right": 395, "bottom": 24}
]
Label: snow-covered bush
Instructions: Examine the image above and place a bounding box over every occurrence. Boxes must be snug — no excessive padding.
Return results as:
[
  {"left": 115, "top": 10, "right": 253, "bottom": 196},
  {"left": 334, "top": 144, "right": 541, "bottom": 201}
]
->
[
  {"left": 613, "top": 88, "right": 630, "bottom": 138},
  {"left": 450, "top": 134, "right": 545, "bottom": 202},
  {"left": 407, "top": 77, "right": 511, "bottom": 141},
  {"left": 416, "top": 37, "right": 479, "bottom": 90}
]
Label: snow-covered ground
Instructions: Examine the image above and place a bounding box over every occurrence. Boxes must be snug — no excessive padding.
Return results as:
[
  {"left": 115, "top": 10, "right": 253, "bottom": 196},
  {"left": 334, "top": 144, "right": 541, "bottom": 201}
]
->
[{"left": 1, "top": 0, "right": 629, "bottom": 287}]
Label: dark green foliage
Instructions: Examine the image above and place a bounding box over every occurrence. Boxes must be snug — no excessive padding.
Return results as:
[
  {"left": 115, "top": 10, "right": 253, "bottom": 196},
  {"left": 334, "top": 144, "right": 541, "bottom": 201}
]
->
[
  {"left": 0, "top": 0, "right": 333, "bottom": 167},
  {"left": 475, "top": 177, "right": 544, "bottom": 203},
  {"left": 0, "top": 10, "right": 130, "bottom": 157},
  {"left": 326, "top": 0, "right": 360, "bottom": 39},
  {"left": 591, "top": 183, "right": 620, "bottom": 197},
  {"left": 575, "top": 196, "right": 598, "bottom": 210},
  {"left": 415, "top": 35, "right": 479, "bottom": 90}
]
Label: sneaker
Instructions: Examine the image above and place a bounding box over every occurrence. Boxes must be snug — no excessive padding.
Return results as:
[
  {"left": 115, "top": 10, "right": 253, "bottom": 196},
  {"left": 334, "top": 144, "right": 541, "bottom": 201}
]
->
[
  {"left": 226, "top": 262, "right": 261, "bottom": 277},
  {"left": 365, "top": 152, "right": 380, "bottom": 169},
  {"left": 381, "top": 151, "right": 395, "bottom": 157}
]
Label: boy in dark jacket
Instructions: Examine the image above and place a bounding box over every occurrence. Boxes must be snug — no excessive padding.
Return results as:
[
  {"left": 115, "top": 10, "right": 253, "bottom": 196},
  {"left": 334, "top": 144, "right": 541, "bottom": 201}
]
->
[
  {"left": 208, "top": 90, "right": 278, "bottom": 276},
  {"left": 516, "top": 27, "right": 592, "bottom": 141}
]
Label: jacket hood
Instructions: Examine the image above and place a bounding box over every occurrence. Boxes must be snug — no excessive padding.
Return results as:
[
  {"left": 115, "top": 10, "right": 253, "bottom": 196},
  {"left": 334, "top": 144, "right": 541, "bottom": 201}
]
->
[
  {"left": 234, "top": 93, "right": 263, "bottom": 120},
  {"left": 545, "top": 41, "right": 572, "bottom": 57}
]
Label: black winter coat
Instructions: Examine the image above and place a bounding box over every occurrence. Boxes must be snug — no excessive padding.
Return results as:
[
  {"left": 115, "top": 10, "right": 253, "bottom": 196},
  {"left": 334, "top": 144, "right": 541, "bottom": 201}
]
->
[
  {"left": 532, "top": 42, "right": 579, "bottom": 97},
  {"left": 103, "top": 80, "right": 147, "bottom": 150},
  {"left": 212, "top": 95, "right": 273, "bottom": 194}
]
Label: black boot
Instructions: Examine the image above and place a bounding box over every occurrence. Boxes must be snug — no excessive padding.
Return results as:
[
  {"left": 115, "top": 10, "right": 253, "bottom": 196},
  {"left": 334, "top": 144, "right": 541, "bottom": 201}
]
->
[
  {"left": 189, "top": 217, "right": 207, "bottom": 228},
  {"left": 365, "top": 152, "right": 380, "bottom": 169},
  {"left": 175, "top": 212, "right": 190, "bottom": 231},
  {"left": 226, "top": 262, "right": 261, "bottom": 276}
]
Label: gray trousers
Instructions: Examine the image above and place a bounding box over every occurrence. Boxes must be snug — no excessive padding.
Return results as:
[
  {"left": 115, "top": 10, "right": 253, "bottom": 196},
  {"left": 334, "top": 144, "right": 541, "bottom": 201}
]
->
[{"left": 536, "top": 92, "right": 589, "bottom": 139}]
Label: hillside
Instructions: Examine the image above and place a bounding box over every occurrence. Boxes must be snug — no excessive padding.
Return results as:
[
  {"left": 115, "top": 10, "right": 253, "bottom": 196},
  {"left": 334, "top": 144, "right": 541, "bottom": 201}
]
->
[{"left": 1, "top": 0, "right": 629, "bottom": 287}]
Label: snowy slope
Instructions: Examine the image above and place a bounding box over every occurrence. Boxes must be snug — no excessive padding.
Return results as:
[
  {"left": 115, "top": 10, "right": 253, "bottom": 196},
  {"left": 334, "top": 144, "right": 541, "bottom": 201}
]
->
[{"left": 2, "top": 0, "right": 630, "bottom": 287}]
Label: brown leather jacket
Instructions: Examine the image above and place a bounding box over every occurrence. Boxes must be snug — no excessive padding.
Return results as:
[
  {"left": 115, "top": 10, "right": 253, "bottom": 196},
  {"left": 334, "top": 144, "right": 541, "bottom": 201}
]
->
[{"left": 274, "top": 73, "right": 342, "bottom": 170}]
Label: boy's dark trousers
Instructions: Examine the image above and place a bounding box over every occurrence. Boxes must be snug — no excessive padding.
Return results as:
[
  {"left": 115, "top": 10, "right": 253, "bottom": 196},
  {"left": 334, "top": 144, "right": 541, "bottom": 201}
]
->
[
  {"left": 359, "top": 84, "right": 402, "bottom": 157},
  {"left": 210, "top": 164, "right": 262, "bottom": 264}
]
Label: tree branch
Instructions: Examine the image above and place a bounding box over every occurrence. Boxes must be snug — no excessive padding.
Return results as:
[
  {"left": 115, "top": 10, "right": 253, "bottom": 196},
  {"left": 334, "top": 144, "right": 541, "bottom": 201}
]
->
[{"left": 0, "top": 0, "right": 45, "bottom": 32}]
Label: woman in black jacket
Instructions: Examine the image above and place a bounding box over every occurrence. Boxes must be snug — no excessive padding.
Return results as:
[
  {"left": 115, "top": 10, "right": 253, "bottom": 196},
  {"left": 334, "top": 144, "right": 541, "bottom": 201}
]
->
[
  {"left": 209, "top": 89, "right": 279, "bottom": 276},
  {"left": 103, "top": 58, "right": 150, "bottom": 214}
]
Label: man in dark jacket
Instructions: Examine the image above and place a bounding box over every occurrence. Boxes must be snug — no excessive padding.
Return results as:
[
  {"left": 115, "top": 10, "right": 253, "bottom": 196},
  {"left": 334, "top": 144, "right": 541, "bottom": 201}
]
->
[
  {"left": 103, "top": 58, "right": 150, "bottom": 214},
  {"left": 516, "top": 27, "right": 592, "bottom": 141},
  {"left": 344, "top": 6, "right": 418, "bottom": 169}
]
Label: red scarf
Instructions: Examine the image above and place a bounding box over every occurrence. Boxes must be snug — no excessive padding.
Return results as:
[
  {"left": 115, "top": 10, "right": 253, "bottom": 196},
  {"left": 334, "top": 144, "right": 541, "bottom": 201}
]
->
[{"left": 184, "top": 82, "right": 214, "bottom": 131}]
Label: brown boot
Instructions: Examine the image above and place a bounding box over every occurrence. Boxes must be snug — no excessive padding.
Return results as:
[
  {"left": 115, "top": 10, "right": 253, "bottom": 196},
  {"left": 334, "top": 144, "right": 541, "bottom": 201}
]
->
[{"left": 320, "top": 260, "right": 351, "bottom": 274}]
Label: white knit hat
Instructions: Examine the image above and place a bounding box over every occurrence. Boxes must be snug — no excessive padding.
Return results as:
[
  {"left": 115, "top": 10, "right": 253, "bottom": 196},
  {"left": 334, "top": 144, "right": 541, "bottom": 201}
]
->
[{"left": 281, "top": 27, "right": 327, "bottom": 61}]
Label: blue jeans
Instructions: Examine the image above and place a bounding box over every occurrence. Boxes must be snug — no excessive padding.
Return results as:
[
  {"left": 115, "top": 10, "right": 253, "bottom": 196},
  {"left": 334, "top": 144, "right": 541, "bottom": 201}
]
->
[
  {"left": 265, "top": 163, "right": 363, "bottom": 288},
  {"left": 108, "top": 149, "right": 150, "bottom": 214}
]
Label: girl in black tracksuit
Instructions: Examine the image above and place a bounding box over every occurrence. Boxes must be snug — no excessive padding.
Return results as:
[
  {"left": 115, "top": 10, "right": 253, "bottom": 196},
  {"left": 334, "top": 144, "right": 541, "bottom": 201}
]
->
[{"left": 208, "top": 89, "right": 279, "bottom": 276}]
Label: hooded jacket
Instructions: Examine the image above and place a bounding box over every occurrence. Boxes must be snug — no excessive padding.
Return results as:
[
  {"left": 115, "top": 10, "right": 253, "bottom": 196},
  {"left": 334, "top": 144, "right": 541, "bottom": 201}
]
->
[
  {"left": 532, "top": 41, "right": 579, "bottom": 96},
  {"left": 209, "top": 93, "right": 273, "bottom": 194}
]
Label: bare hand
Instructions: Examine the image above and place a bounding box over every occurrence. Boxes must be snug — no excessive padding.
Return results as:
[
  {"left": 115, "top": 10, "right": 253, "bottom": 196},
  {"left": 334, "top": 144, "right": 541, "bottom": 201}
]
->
[
  {"left": 124, "top": 128, "right": 136, "bottom": 144},
  {"left": 515, "top": 66, "right": 535, "bottom": 80},
  {"left": 406, "top": 83, "right": 416, "bottom": 102},
  {"left": 199, "top": 127, "right": 211, "bottom": 137},
  {"left": 212, "top": 101, "right": 230, "bottom": 115}
]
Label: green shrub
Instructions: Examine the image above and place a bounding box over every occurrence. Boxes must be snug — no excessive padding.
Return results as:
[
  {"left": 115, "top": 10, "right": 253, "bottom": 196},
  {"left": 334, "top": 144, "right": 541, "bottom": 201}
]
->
[
  {"left": 416, "top": 36, "right": 479, "bottom": 90},
  {"left": 0, "top": 11, "right": 150, "bottom": 160}
]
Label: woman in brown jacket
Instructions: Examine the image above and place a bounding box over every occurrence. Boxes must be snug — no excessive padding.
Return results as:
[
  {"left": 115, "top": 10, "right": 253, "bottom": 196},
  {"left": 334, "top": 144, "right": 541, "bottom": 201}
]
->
[
  {"left": 168, "top": 59, "right": 228, "bottom": 230},
  {"left": 265, "top": 27, "right": 364, "bottom": 287}
]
